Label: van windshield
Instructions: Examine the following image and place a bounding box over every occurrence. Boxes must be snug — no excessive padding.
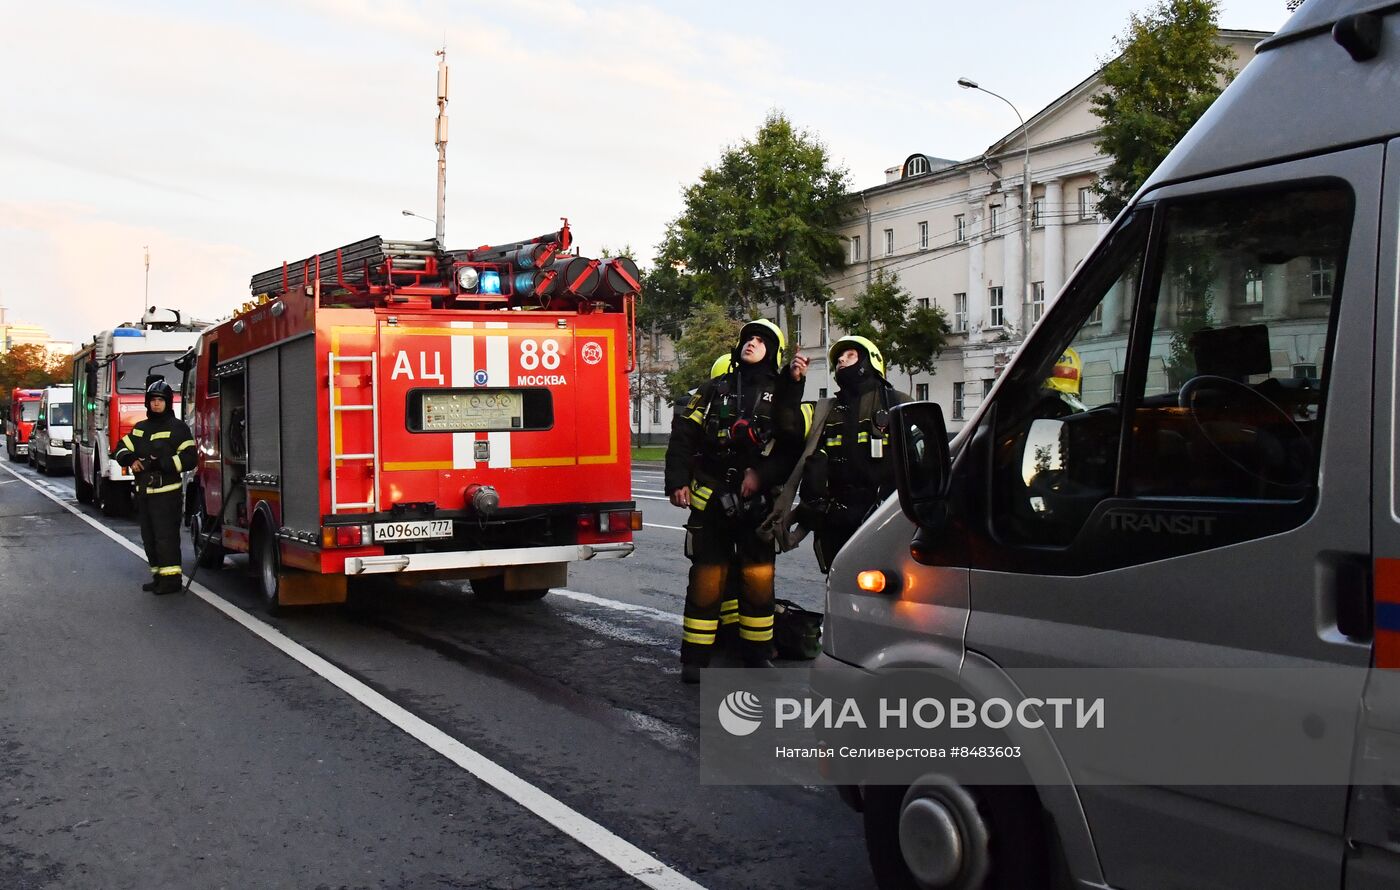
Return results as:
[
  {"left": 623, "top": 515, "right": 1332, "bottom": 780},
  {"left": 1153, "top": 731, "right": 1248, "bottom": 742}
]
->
[
  {"left": 20, "top": 402, "right": 40, "bottom": 422},
  {"left": 116, "top": 352, "right": 180, "bottom": 394},
  {"left": 48, "top": 403, "right": 72, "bottom": 426}
]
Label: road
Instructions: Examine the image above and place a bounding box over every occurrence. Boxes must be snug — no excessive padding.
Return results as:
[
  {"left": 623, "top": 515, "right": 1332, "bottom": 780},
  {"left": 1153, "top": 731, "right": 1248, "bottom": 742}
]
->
[{"left": 0, "top": 457, "right": 871, "bottom": 890}]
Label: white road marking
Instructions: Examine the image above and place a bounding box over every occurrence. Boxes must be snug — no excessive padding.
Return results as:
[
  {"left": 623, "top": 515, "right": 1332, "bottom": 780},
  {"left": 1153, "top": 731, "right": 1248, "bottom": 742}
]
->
[
  {"left": 633, "top": 495, "right": 671, "bottom": 502},
  {"left": 553, "top": 588, "right": 681, "bottom": 626},
  {"left": 641, "top": 523, "right": 686, "bottom": 532},
  {"left": 2, "top": 463, "right": 708, "bottom": 890}
]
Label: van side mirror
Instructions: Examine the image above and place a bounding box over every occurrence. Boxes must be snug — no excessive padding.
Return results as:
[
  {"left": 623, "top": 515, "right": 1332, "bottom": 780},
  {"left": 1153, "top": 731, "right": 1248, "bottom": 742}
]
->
[{"left": 891, "top": 401, "right": 952, "bottom": 528}]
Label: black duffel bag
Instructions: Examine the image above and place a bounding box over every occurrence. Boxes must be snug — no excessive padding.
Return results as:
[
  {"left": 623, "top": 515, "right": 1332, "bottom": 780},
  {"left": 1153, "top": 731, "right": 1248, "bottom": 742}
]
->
[{"left": 772, "top": 599, "right": 823, "bottom": 660}]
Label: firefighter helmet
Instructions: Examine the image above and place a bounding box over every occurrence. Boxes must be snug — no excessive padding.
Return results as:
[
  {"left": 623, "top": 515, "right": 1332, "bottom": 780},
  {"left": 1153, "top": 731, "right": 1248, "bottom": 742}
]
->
[
  {"left": 828, "top": 335, "right": 886, "bottom": 378},
  {"left": 710, "top": 353, "right": 734, "bottom": 379},
  {"left": 145, "top": 377, "right": 174, "bottom": 404},
  {"left": 1046, "top": 347, "right": 1082, "bottom": 395},
  {"left": 737, "top": 318, "right": 786, "bottom": 367}
]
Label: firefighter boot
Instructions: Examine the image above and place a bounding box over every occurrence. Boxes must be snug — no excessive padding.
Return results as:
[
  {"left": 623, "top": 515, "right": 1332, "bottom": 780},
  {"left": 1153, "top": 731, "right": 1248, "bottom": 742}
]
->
[
  {"left": 142, "top": 576, "right": 158, "bottom": 592},
  {"left": 153, "top": 570, "right": 184, "bottom": 595}
]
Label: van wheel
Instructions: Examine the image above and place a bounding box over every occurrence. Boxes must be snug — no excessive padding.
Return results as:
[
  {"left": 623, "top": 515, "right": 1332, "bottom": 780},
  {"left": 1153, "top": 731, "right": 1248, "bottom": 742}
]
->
[
  {"left": 863, "top": 781, "right": 1049, "bottom": 890},
  {"left": 74, "top": 458, "right": 93, "bottom": 503},
  {"left": 252, "top": 528, "right": 282, "bottom": 615}
]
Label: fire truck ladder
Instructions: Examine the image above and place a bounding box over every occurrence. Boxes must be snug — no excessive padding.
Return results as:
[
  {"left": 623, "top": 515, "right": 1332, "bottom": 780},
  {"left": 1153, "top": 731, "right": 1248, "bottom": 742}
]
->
[{"left": 328, "top": 353, "right": 381, "bottom": 514}]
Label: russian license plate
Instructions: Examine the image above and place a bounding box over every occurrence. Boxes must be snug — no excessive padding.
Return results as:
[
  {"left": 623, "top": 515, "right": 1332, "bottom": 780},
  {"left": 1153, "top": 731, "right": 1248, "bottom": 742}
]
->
[{"left": 373, "top": 519, "right": 453, "bottom": 542}]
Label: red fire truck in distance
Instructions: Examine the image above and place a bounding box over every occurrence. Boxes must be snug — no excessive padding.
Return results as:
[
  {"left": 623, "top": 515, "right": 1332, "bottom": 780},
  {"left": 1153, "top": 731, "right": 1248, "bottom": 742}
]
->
[
  {"left": 5, "top": 388, "right": 44, "bottom": 461},
  {"left": 184, "top": 222, "right": 642, "bottom": 611}
]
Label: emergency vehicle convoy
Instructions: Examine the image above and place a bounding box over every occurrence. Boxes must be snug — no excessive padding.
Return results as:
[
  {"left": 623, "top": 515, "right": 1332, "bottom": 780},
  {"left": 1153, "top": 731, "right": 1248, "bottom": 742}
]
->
[
  {"left": 70, "top": 309, "right": 205, "bottom": 515},
  {"left": 182, "top": 223, "right": 642, "bottom": 611},
  {"left": 5, "top": 388, "right": 43, "bottom": 460}
]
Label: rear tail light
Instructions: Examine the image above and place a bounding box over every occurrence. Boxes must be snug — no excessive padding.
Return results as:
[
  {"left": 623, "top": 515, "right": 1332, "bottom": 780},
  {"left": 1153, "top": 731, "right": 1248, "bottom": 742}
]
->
[
  {"left": 596, "top": 510, "right": 643, "bottom": 533},
  {"left": 321, "top": 525, "right": 369, "bottom": 548}
]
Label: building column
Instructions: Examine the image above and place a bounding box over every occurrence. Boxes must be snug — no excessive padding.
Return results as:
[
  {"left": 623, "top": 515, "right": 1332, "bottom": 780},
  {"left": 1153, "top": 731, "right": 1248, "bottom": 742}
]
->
[
  {"left": 1002, "top": 191, "right": 1024, "bottom": 334},
  {"left": 967, "top": 208, "right": 985, "bottom": 333},
  {"left": 1044, "top": 179, "right": 1065, "bottom": 300}
]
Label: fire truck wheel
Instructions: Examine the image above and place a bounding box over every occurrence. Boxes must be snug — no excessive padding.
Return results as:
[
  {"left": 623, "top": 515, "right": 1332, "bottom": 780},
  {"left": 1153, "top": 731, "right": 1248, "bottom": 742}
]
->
[
  {"left": 97, "top": 476, "right": 129, "bottom": 517},
  {"left": 471, "top": 576, "right": 549, "bottom": 602},
  {"left": 189, "top": 492, "right": 225, "bottom": 569},
  {"left": 252, "top": 528, "right": 282, "bottom": 615},
  {"left": 74, "top": 458, "right": 93, "bottom": 503}
]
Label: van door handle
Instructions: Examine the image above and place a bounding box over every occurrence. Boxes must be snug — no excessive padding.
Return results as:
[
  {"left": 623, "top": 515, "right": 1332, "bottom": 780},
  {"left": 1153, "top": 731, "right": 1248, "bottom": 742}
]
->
[{"left": 1320, "top": 552, "right": 1372, "bottom": 641}]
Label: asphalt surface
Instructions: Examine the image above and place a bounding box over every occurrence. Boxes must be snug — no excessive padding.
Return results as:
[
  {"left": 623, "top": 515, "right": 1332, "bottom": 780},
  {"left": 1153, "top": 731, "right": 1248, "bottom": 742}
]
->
[{"left": 0, "top": 456, "right": 870, "bottom": 889}]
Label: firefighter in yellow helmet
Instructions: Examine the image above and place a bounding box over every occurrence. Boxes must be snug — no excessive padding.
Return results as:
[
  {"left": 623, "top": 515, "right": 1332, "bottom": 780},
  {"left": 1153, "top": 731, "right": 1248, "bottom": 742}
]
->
[
  {"left": 796, "top": 335, "right": 910, "bottom": 572},
  {"left": 665, "top": 320, "right": 808, "bottom": 683}
]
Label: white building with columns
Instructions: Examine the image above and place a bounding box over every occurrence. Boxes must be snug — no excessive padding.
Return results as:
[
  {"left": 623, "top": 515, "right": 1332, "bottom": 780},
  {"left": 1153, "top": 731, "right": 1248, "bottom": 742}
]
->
[{"left": 786, "top": 29, "right": 1267, "bottom": 431}]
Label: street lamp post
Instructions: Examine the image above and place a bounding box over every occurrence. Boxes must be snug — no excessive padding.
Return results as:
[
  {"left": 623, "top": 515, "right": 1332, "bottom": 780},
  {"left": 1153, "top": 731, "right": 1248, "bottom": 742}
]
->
[{"left": 958, "top": 78, "right": 1031, "bottom": 334}]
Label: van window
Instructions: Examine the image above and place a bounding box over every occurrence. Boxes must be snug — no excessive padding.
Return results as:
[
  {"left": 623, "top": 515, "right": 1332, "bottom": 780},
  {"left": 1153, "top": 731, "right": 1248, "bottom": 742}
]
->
[
  {"left": 1126, "top": 185, "right": 1350, "bottom": 500},
  {"left": 48, "top": 402, "right": 72, "bottom": 427},
  {"left": 991, "top": 211, "right": 1150, "bottom": 546},
  {"left": 991, "top": 182, "right": 1352, "bottom": 549}
]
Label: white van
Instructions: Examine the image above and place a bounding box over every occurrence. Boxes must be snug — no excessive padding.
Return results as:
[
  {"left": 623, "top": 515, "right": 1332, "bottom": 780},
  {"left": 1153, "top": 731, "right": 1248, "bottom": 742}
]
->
[
  {"left": 30, "top": 384, "right": 73, "bottom": 476},
  {"left": 820, "top": 3, "right": 1400, "bottom": 888}
]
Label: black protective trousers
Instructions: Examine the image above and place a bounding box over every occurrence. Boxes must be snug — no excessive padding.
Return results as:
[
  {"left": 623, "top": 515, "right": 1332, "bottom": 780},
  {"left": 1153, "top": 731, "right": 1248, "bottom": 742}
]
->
[
  {"left": 681, "top": 507, "right": 775, "bottom": 666},
  {"left": 136, "top": 489, "right": 184, "bottom": 587}
]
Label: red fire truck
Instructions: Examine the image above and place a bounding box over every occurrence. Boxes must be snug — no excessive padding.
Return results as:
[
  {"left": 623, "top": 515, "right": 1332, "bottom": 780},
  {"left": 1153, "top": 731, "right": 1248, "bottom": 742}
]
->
[
  {"left": 71, "top": 309, "right": 206, "bottom": 515},
  {"left": 5, "top": 388, "right": 44, "bottom": 461},
  {"left": 184, "top": 223, "right": 642, "bottom": 611}
]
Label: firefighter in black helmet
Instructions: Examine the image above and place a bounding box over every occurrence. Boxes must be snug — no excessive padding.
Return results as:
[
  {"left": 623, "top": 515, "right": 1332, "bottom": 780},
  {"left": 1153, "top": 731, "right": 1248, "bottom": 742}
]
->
[
  {"left": 112, "top": 377, "right": 195, "bottom": 594},
  {"left": 797, "top": 335, "right": 910, "bottom": 572},
  {"left": 665, "top": 320, "right": 807, "bottom": 683}
]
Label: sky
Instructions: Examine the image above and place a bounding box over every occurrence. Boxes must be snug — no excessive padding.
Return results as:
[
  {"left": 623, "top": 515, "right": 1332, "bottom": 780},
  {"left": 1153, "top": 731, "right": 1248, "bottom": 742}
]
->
[{"left": 1, "top": 0, "right": 1294, "bottom": 345}]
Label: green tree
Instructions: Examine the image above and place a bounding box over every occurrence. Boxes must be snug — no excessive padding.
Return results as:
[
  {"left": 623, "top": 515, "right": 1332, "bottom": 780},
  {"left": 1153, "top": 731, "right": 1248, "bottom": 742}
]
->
[
  {"left": 1090, "top": 0, "right": 1235, "bottom": 219},
  {"left": 0, "top": 344, "right": 68, "bottom": 394},
  {"left": 665, "top": 302, "right": 742, "bottom": 400},
  {"left": 829, "top": 270, "right": 949, "bottom": 391},
  {"left": 662, "top": 112, "right": 849, "bottom": 342}
]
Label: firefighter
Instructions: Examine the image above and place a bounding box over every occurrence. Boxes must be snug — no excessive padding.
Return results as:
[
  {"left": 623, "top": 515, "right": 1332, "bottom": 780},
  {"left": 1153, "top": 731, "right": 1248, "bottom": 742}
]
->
[
  {"left": 112, "top": 378, "right": 195, "bottom": 594},
  {"left": 666, "top": 321, "right": 807, "bottom": 682},
  {"left": 797, "top": 335, "right": 910, "bottom": 572}
]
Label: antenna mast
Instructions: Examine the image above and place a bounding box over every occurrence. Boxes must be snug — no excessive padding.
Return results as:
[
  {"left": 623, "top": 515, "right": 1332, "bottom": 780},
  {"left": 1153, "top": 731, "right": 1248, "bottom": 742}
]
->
[{"left": 434, "top": 49, "right": 449, "bottom": 246}]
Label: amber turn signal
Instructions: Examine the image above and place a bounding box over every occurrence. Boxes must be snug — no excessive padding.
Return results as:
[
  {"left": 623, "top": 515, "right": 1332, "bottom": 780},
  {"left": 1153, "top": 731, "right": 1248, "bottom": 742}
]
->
[{"left": 857, "top": 570, "right": 887, "bottom": 593}]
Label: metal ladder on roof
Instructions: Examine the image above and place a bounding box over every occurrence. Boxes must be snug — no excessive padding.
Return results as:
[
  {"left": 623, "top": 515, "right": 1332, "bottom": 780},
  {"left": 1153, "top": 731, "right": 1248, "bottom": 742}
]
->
[{"left": 328, "top": 353, "right": 381, "bottom": 514}]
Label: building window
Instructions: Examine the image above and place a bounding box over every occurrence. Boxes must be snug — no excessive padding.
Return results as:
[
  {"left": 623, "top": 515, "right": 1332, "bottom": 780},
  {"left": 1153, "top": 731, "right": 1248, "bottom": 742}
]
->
[
  {"left": 819, "top": 387, "right": 828, "bottom": 399},
  {"left": 1078, "top": 187, "right": 1098, "bottom": 221},
  {"left": 916, "top": 383, "right": 929, "bottom": 401},
  {"left": 650, "top": 398, "right": 661, "bottom": 424},
  {"left": 1113, "top": 372, "right": 1126, "bottom": 402},
  {"left": 884, "top": 228, "right": 894, "bottom": 257},
  {"left": 1031, "top": 281, "right": 1046, "bottom": 322},
  {"left": 955, "top": 214, "right": 967, "bottom": 243},
  {"left": 952, "top": 382, "right": 965, "bottom": 420},
  {"left": 989, "top": 204, "right": 1002, "bottom": 234},
  {"left": 916, "top": 296, "right": 929, "bottom": 310},
  {"left": 1310, "top": 257, "right": 1335, "bottom": 298},
  {"left": 850, "top": 235, "right": 862, "bottom": 263},
  {"left": 982, "top": 378, "right": 994, "bottom": 398},
  {"left": 988, "top": 286, "right": 1005, "bottom": 328},
  {"left": 953, "top": 292, "right": 968, "bottom": 332},
  {"left": 1293, "top": 364, "right": 1318, "bottom": 380},
  {"left": 1087, "top": 302, "right": 1104, "bottom": 324},
  {"left": 1242, "top": 267, "right": 1264, "bottom": 305},
  {"left": 1032, "top": 197, "right": 1045, "bottom": 227},
  {"left": 907, "top": 156, "right": 929, "bottom": 176},
  {"left": 919, "top": 221, "right": 929, "bottom": 249}
]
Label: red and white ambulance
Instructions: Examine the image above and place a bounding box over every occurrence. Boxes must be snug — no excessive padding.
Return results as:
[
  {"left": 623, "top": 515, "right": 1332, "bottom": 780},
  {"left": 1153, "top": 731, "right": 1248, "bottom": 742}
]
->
[
  {"left": 71, "top": 309, "right": 206, "bottom": 514},
  {"left": 184, "top": 224, "right": 642, "bottom": 611}
]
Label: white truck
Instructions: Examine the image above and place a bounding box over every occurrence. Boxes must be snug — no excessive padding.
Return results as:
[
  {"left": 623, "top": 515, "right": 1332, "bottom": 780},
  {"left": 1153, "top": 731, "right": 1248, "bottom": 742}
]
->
[{"left": 29, "top": 384, "right": 74, "bottom": 476}]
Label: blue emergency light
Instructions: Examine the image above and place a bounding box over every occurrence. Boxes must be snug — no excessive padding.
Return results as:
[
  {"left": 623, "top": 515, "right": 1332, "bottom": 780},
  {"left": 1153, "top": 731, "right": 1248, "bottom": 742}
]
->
[
  {"left": 112, "top": 328, "right": 144, "bottom": 337},
  {"left": 480, "top": 270, "right": 502, "bottom": 295}
]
